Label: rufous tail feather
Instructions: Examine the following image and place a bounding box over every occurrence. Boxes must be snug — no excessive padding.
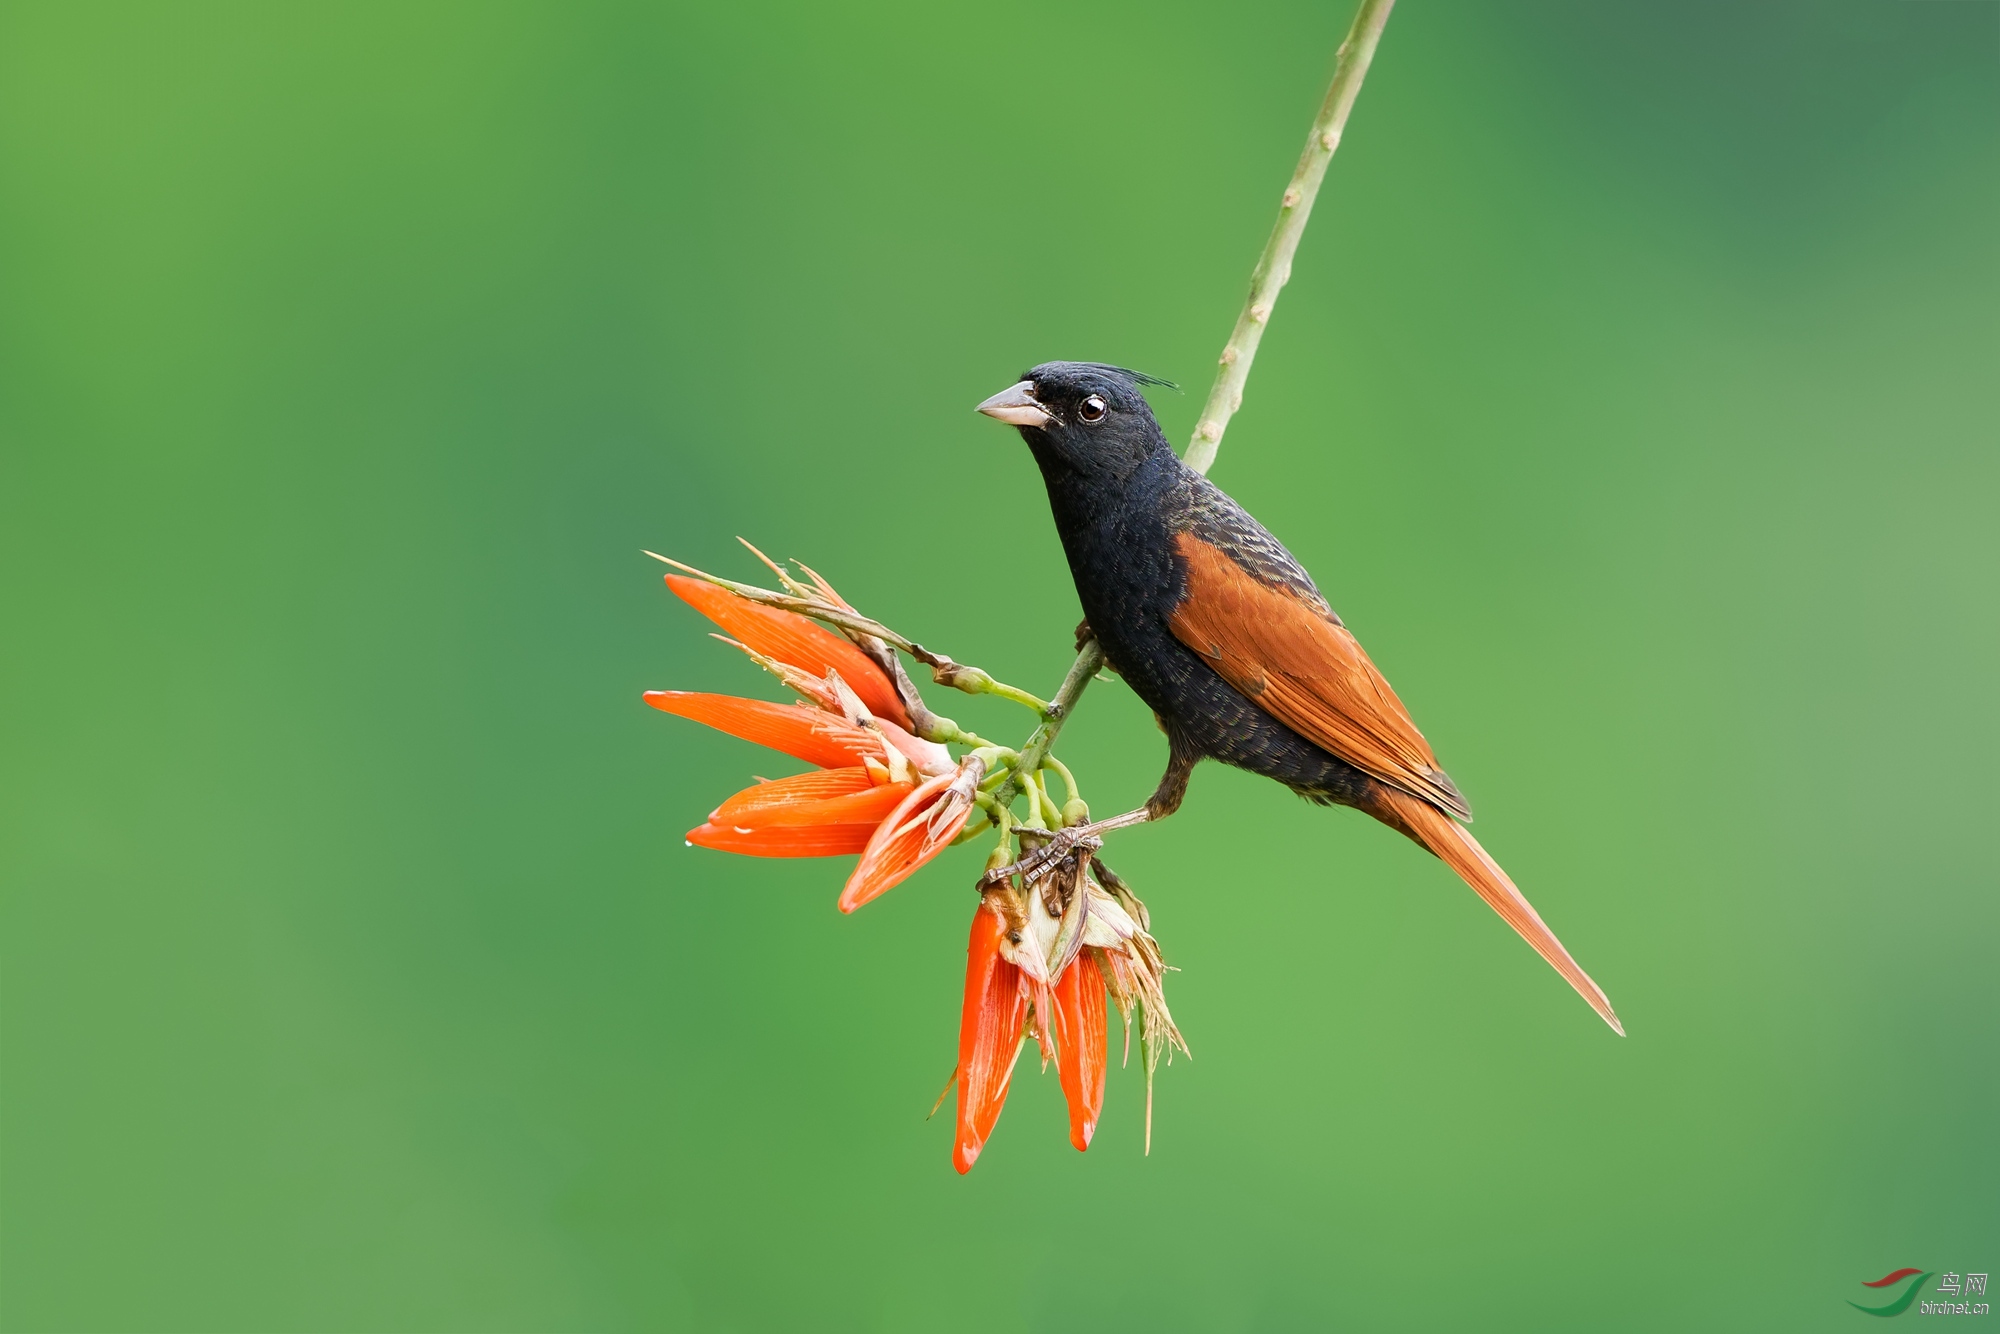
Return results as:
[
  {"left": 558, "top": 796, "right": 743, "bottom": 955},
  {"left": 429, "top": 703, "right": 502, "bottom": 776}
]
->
[{"left": 1373, "top": 788, "right": 1623, "bottom": 1035}]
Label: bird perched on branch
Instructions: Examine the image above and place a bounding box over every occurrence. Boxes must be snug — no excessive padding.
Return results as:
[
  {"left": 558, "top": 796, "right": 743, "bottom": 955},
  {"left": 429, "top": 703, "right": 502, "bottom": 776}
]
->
[{"left": 976, "top": 361, "right": 1621, "bottom": 1033}]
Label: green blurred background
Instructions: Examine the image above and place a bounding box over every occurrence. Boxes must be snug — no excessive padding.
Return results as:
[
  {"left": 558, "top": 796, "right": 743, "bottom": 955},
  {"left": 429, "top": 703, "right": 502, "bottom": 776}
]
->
[{"left": 2, "top": 1, "right": 1994, "bottom": 1329}]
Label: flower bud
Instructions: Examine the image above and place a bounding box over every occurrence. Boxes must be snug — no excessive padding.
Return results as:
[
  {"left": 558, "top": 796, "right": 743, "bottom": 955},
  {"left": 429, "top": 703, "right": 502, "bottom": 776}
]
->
[{"left": 933, "top": 662, "right": 992, "bottom": 694}]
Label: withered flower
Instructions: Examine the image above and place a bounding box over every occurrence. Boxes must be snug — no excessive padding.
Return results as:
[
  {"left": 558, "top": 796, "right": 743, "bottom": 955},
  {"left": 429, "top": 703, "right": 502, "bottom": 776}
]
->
[{"left": 949, "top": 853, "right": 1186, "bottom": 1172}]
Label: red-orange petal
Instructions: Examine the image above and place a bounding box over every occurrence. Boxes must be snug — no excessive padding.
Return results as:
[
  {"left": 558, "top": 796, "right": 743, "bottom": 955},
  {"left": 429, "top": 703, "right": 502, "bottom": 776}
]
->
[
  {"left": 686, "top": 820, "right": 878, "bottom": 857},
  {"left": 720, "top": 780, "right": 913, "bottom": 830},
  {"left": 1054, "top": 951, "right": 1109, "bottom": 1151},
  {"left": 644, "top": 691, "right": 878, "bottom": 770},
  {"left": 665, "top": 575, "right": 910, "bottom": 728},
  {"left": 712, "top": 767, "right": 878, "bottom": 822},
  {"left": 837, "top": 769, "right": 970, "bottom": 914},
  {"left": 954, "top": 899, "right": 1027, "bottom": 1174},
  {"left": 692, "top": 777, "right": 912, "bottom": 858}
]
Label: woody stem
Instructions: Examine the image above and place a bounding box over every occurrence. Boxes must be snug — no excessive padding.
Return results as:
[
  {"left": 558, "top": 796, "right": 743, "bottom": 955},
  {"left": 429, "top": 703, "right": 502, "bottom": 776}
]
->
[
  {"left": 1181, "top": 0, "right": 1394, "bottom": 474},
  {"left": 986, "top": 638, "right": 1103, "bottom": 812}
]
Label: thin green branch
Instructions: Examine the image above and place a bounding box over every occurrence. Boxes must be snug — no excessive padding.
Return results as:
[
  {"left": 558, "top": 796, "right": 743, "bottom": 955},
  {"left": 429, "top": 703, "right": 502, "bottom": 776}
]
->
[
  {"left": 978, "top": 678, "right": 1058, "bottom": 717},
  {"left": 1182, "top": 0, "right": 1395, "bottom": 475},
  {"left": 986, "top": 639, "right": 1105, "bottom": 811}
]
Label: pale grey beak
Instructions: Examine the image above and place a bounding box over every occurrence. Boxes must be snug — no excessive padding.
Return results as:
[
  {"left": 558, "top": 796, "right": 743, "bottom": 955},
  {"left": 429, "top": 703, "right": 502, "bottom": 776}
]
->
[{"left": 975, "top": 380, "right": 1051, "bottom": 428}]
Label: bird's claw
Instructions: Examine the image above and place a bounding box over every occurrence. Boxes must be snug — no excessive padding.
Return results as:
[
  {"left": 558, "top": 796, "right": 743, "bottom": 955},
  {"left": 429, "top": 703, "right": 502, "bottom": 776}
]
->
[{"left": 980, "top": 828, "right": 1104, "bottom": 888}]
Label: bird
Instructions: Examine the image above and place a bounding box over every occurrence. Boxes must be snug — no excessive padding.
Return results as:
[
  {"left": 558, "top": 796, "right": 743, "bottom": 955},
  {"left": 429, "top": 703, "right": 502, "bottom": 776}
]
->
[{"left": 976, "top": 361, "right": 1622, "bottom": 1034}]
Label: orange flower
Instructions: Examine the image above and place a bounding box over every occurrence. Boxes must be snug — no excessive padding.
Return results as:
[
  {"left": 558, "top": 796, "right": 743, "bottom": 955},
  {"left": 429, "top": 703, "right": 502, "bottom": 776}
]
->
[{"left": 647, "top": 576, "right": 975, "bottom": 898}]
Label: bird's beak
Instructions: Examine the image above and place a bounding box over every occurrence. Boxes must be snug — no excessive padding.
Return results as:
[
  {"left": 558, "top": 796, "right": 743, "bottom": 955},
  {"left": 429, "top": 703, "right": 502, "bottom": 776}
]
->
[{"left": 975, "top": 381, "right": 1051, "bottom": 428}]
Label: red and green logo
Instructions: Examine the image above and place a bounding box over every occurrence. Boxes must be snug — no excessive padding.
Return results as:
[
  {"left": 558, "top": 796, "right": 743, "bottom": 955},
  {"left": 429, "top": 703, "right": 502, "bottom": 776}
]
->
[{"left": 1849, "top": 1269, "right": 1931, "bottom": 1318}]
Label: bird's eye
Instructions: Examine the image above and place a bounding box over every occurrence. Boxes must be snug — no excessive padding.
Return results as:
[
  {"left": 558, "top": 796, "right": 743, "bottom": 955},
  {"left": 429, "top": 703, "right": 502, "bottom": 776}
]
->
[{"left": 1078, "top": 394, "right": 1107, "bottom": 423}]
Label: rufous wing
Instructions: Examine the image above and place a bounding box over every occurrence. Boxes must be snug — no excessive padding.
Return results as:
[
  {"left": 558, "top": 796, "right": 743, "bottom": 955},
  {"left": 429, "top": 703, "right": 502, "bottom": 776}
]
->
[{"left": 1167, "top": 532, "right": 1470, "bottom": 819}]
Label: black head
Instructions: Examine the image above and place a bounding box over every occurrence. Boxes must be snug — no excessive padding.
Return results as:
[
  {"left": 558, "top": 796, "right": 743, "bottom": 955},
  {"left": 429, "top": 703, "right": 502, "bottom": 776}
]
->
[{"left": 975, "top": 361, "right": 1176, "bottom": 482}]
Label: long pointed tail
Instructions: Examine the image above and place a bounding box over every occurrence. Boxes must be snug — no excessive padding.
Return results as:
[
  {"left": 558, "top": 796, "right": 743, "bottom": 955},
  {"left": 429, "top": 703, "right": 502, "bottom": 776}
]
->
[{"left": 1371, "top": 788, "right": 1623, "bottom": 1035}]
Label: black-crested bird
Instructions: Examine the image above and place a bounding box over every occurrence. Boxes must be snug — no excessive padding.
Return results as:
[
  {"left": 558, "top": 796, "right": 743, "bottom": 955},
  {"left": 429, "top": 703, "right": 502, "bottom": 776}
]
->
[{"left": 976, "top": 361, "right": 1621, "bottom": 1033}]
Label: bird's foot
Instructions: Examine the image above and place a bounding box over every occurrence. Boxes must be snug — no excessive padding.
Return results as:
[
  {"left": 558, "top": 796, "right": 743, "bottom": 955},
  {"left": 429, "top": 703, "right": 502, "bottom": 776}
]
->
[
  {"left": 981, "top": 828, "right": 1103, "bottom": 888},
  {"left": 980, "top": 808, "right": 1152, "bottom": 888}
]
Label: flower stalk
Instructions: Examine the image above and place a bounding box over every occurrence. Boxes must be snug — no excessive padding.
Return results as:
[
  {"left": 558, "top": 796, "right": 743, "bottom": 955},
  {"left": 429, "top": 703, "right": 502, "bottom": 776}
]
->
[{"left": 1181, "top": 0, "right": 1395, "bottom": 476}]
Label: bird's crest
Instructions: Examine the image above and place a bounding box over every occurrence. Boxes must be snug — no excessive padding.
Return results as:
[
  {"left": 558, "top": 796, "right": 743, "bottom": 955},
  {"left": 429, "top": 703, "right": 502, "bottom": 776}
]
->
[{"left": 1026, "top": 361, "right": 1179, "bottom": 392}]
